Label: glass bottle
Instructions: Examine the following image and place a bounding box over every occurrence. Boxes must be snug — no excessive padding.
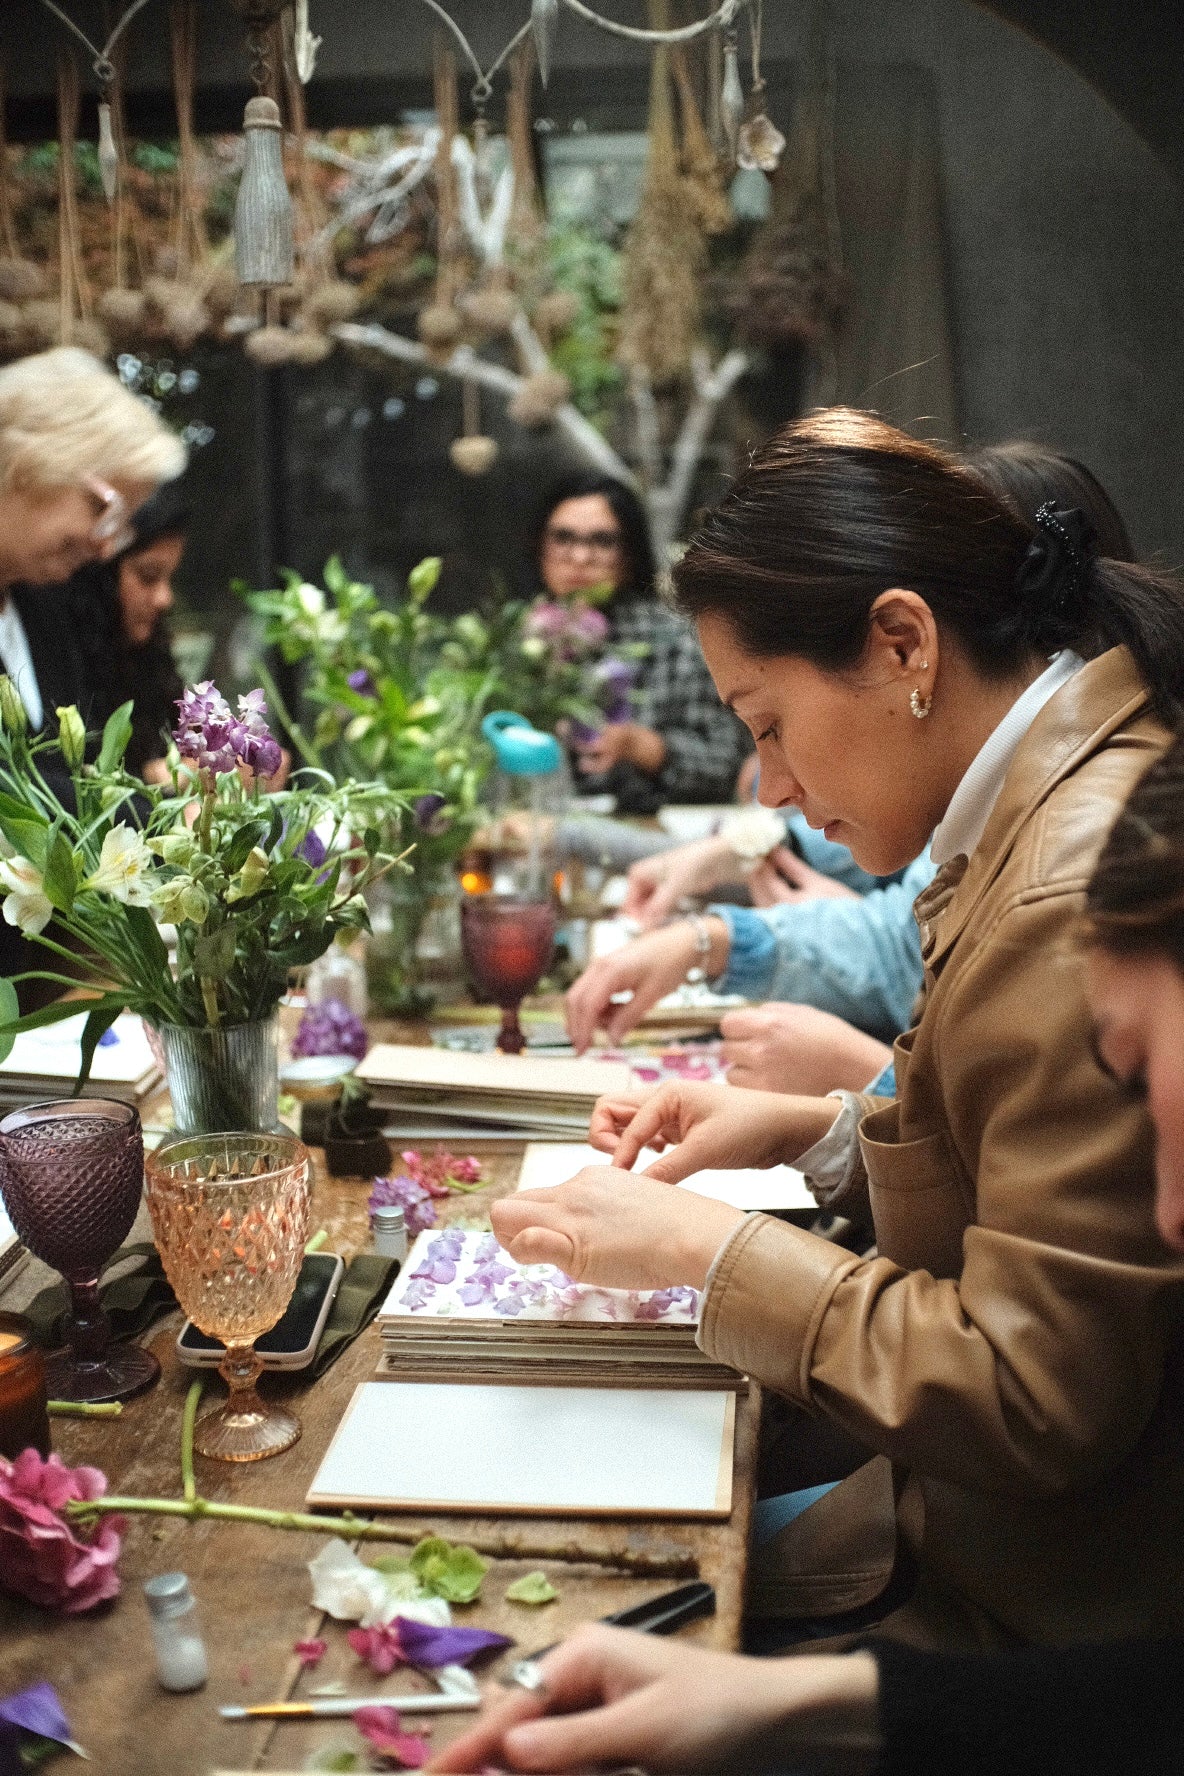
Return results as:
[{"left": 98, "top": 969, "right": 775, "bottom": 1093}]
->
[
  {"left": 372, "top": 1204, "right": 408, "bottom": 1263},
  {"left": 144, "top": 1572, "right": 209, "bottom": 1692},
  {"left": 305, "top": 939, "right": 368, "bottom": 1018}
]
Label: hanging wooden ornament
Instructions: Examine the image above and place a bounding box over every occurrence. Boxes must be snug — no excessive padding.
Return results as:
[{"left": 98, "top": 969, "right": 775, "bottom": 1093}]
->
[
  {"left": 719, "top": 28, "right": 744, "bottom": 159},
  {"left": 97, "top": 100, "right": 118, "bottom": 201},
  {"left": 530, "top": 0, "right": 560, "bottom": 88},
  {"left": 419, "top": 39, "right": 464, "bottom": 363},
  {"left": 234, "top": 95, "right": 295, "bottom": 287},
  {"left": 450, "top": 375, "right": 498, "bottom": 475},
  {"left": 736, "top": 5, "right": 784, "bottom": 173}
]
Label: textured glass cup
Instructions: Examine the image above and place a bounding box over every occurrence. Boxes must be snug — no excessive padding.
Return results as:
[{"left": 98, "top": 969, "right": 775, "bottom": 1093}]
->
[
  {"left": 461, "top": 893, "right": 557, "bottom": 1054},
  {"left": 156, "top": 1016, "right": 280, "bottom": 1134},
  {"left": 0, "top": 1099, "right": 159, "bottom": 1403},
  {"left": 145, "top": 1132, "right": 310, "bottom": 1461}
]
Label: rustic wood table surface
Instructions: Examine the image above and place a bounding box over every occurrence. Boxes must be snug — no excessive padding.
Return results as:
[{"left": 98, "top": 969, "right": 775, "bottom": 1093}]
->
[{"left": 0, "top": 1029, "right": 758, "bottom": 1774}]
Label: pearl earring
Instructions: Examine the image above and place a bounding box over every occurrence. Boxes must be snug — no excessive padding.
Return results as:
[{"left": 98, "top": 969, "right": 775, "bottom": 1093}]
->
[{"left": 911, "top": 687, "right": 933, "bottom": 720}]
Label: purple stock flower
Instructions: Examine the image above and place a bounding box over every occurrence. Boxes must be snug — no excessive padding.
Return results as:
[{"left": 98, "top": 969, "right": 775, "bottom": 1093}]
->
[
  {"left": 295, "top": 829, "right": 327, "bottom": 869},
  {"left": 568, "top": 717, "right": 602, "bottom": 747},
  {"left": 595, "top": 656, "right": 636, "bottom": 723},
  {"left": 172, "top": 682, "right": 283, "bottom": 779},
  {"left": 236, "top": 688, "right": 283, "bottom": 778},
  {"left": 292, "top": 999, "right": 369, "bottom": 1062},
  {"left": 173, "top": 681, "right": 239, "bottom": 774},
  {"left": 347, "top": 667, "right": 377, "bottom": 698},
  {"left": 369, "top": 1173, "right": 437, "bottom": 1236},
  {"left": 413, "top": 792, "right": 449, "bottom": 835}
]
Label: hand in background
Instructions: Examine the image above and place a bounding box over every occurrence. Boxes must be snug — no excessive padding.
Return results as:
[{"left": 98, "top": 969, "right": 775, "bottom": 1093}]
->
[
  {"left": 575, "top": 720, "right": 666, "bottom": 777},
  {"left": 565, "top": 918, "right": 728, "bottom": 1050},
  {"left": 721, "top": 1003, "right": 892, "bottom": 1095},
  {"left": 749, "top": 845, "right": 861, "bottom": 908},
  {"left": 589, "top": 1078, "right": 836, "bottom": 1181},
  {"left": 426, "top": 1624, "right": 881, "bottom": 1774},
  {"left": 623, "top": 836, "right": 744, "bottom": 928}
]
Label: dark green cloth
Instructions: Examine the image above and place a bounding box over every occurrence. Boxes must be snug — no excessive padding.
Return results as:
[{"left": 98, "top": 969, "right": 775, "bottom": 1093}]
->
[{"left": 24, "top": 1244, "right": 398, "bottom": 1377}]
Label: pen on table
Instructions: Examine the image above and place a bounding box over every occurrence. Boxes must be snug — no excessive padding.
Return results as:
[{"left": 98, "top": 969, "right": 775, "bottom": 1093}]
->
[
  {"left": 504, "top": 1579, "right": 716, "bottom": 1691},
  {"left": 219, "top": 1693, "right": 480, "bottom": 1721}
]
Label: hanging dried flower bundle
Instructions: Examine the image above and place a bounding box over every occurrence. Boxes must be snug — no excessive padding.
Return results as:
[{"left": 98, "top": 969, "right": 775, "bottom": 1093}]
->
[{"left": 617, "top": 12, "right": 706, "bottom": 387}]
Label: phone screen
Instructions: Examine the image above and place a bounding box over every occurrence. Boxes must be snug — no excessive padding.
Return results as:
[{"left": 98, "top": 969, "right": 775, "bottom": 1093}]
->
[{"left": 179, "top": 1251, "right": 340, "bottom": 1355}]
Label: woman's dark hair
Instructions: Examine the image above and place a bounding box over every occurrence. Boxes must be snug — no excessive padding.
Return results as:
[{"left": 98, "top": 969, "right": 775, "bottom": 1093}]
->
[
  {"left": 1087, "top": 732, "right": 1184, "bottom": 972},
  {"left": 68, "top": 475, "right": 188, "bottom": 774},
  {"left": 529, "top": 471, "right": 657, "bottom": 604},
  {"left": 124, "top": 476, "right": 191, "bottom": 554},
  {"left": 966, "top": 441, "right": 1134, "bottom": 564},
  {"left": 673, "top": 409, "right": 1184, "bottom": 723}
]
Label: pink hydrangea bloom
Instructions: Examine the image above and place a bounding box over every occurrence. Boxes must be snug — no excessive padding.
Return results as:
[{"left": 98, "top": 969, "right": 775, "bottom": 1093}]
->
[{"left": 0, "top": 1450, "right": 124, "bottom": 1614}]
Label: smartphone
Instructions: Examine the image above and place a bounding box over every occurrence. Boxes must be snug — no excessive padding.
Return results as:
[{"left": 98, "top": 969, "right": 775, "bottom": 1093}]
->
[{"left": 176, "top": 1250, "right": 345, "bottom": 1371}]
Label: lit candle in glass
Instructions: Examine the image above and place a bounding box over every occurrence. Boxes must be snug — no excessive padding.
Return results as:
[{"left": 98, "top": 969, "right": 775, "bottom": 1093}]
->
[{"left": 0, "top": 1312, "right": 51, "bottom": 1460}]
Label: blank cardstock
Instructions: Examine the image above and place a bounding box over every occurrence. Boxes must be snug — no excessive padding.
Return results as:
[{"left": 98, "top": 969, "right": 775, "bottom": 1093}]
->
[
  {"left": 517, "top": 1142, "right": 814, "bottom": 1213},
  {"left": 307, "top": 1381, "right": 735, "bottom": 1518}
]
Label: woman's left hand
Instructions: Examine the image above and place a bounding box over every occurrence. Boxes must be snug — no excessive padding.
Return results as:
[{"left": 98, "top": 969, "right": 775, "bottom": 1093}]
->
[
  {"left": 575, "top": 721, "right": 666, "bottom": 777},
  {"left": 490, "top": 1165, "right": 743, "bottom": 1290},
  {"left": 425, "top": 1624, "right": 881, "bottom": 1774},
  {"left": 749, "top": 845, "right": 861, "bottom": 907}
]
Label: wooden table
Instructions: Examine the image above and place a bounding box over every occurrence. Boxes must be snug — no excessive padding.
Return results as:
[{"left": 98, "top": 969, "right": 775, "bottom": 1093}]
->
[{"left": 0, "top": 1128, "right": 758, "bottom": 1772}]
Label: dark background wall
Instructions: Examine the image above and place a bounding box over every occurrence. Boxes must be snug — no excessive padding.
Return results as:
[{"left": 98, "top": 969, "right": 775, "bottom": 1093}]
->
[{"left": 1, "top": 0, "right": 1182, "bottom": 637}]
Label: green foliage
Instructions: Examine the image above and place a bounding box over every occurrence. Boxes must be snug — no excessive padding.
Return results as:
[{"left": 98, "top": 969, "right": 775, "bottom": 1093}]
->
[
  {"left": 545, "top": 225, "right": 624, "bottom": 427},
  {"left": 505, "top": 1570, "right": 559, "bottom": 1605},
  {"left": 409, "top": 1535, "right": 488, "bottom": 1605}
]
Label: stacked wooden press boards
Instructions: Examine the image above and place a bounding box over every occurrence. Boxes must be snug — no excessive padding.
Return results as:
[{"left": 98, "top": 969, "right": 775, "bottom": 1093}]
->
[
  {"left": 375, "top": 1229, "right": 742, "bottom": 1392},
  {"left": 354, "top": 1044, "right": 633, "bottom": 1139}
]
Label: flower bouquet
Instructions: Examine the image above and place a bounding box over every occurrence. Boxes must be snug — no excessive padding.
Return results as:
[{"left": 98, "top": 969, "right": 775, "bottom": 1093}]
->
[
  {"left": 0, "top": 677, "right": 402, "bottom": 1129},
  {"left": 242, "top": 557, "right": 496, "bottom": 1012}
]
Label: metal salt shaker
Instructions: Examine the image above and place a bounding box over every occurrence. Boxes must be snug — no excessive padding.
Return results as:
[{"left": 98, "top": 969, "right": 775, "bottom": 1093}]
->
[{"left": 144, "top": 1572, "right": 209, "bottom": 1692}]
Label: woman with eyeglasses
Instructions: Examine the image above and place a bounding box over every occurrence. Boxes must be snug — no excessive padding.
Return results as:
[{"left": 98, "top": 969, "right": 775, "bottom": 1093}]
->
[
  {"left": 493, "top": 410, "right": 1184, "bottom": 1655},
  {"left": 0, "top": 347, "right": 186, "bottom": 1004},
  {"left": 530, "top": 471, "right": 750, "bottom": 813},
  {"left": 435, "top": 727, "right": 1184, "bottom": 1776}
]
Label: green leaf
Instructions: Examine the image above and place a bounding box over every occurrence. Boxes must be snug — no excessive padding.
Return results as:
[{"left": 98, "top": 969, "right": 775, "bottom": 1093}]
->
[
  {"left": 0, "top": 976, "right": 17, "bottom": 1063},
  {"left": 223, "top": 820, "right": 269, "bottom": 875},
  {"left": 97, "top": 701, "right": 135, "bottom": 774},
  {"left": 193, "top": 921, "right": 236, "bottom": 980},
  {"left": 407, "top": 556, "right": 442, "bottom": 602},
  {"left": 42, "top": 830, "right": 78, "bottom": 913},
  {"left": 76, "top": 1003, "right": 123, "bottom": 1095},
  {"left": 505, "top": 1571, "right": 559, "bottom": 1606},
  {"left": 0, "top": 793, "right": 49, "bottom": 868},
  {"left": 409, "top": 1535, "right": 488, "bottom": 1604}
]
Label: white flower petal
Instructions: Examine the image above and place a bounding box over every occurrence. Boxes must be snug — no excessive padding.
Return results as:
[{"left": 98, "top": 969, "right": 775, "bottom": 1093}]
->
[{"left": 308, "top": 1538, "right": 393, "bottom": 1624}]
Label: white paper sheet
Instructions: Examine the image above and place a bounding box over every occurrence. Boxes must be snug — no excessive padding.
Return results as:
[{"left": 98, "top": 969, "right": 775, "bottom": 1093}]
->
[
  {"left": 307, "top": 1380, "right": 734, "bottom": 1516},
  {"left": 0, "top": 1011, "right": 158, "bottom": 1086},
  {"left": 516, "top": 1142, "right": 814, "bottom": 1213}
]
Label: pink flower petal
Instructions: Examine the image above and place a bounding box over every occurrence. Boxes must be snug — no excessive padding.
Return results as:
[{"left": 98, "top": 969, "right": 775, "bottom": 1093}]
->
[
  {"left": 355, "top": 1706, "right": 430, "bottom": 1768},
  {"left": 294, "top": 1637, "right": 327, "bottom": 1668}
]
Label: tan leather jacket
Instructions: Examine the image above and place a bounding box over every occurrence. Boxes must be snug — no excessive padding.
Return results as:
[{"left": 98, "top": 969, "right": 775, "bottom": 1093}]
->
[{"left": 701, "top": 648, "right": 1184, "bottom": 1647}]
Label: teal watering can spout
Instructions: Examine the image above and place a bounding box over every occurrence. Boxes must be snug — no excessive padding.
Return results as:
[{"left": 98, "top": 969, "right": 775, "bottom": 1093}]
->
[{"left": 481, "top": 711, "right": 563, "bottom": 776}]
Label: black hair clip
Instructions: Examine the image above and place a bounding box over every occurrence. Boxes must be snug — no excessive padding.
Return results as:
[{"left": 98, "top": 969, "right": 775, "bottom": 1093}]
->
[{"left": 1014, "top": 502, "right": 1096, "bottom": 611}]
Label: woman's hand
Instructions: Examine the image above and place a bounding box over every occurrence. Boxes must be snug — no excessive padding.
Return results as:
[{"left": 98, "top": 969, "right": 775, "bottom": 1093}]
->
[
  {"left": 491, "top": 1164, "right": 743, "bottom": 1288},
  {"left": 575, "top": 721, "right": 666, "bottom": 777},
  {"left": 749, "top": 845, "right": 862, "bottom": 908},
  {"left": 564, "top": 918, "right": 730, "bottom": 1051},
  {"left": 588, "top": 1079, "right": 838, "bottom": 1180},
  {"left": 426, "top": 1624, "right": 881, "bottom": 1774},
  {"left": 721, "top": 1003, "right": 892, "bottom": 1095},
  {"left": 623, "top": 836, "right": 744, "bottom": 929}
]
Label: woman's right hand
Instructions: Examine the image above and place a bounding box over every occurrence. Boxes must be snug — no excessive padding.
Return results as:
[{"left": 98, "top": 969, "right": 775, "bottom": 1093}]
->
[
  {"left": 622, "top": 836, "right": 741, "bottom": 929},
  {"left": 565, "top": 917, "right": 729, "bottom": 1051},
  {"left": 588, "top": 1079, "right": 839, "bottom": 1181}
]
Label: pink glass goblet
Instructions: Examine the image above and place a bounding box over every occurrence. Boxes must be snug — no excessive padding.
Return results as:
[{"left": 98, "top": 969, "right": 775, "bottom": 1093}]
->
[
  {"left": 0, "top": 1099, "right": 160, "bottom": 1404},
  {"left": 461, "top": 893, "right": 557, "bottom": 1054}
]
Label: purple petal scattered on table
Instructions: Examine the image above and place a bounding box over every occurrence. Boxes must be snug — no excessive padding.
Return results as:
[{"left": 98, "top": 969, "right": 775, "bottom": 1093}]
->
[
  {"left": 0, "top": 1681, "right": 80, "bottom": 1752},
  {"left": 392, "top": 1617, "right": 512, "bottom": 1667}
]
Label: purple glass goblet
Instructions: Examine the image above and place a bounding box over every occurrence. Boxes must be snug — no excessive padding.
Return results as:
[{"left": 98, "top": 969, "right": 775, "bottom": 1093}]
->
[
  {"left": 0, "top": 1099, "right": 160, "bottom": 1403},
  {"left": 461, "top": 893, "right": 557, "bottom": 1054}
]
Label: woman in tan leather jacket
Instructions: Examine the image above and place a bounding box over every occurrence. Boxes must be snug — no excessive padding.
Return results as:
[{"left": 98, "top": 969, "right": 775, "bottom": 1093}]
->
[{"left": 491, "top": 410, "right": 1184, "bottom": 1651}]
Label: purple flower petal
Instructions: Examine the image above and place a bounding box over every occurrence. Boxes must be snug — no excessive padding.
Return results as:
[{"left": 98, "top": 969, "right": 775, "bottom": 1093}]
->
[
  {"left": 413, "top": 793, "right": 447, "bottom": 833},
  {"left": 293, "top": 998, "right": 368, "bottom": 1061},
  {"left": 0, "top": 1682, "right": 75, "bottom": 1747},
  {"left": 348, "top": 668, "right": 377, "bottom": 698},
  {"left": 393, "top": 1617, "right": 511, "bottom": 1668}
]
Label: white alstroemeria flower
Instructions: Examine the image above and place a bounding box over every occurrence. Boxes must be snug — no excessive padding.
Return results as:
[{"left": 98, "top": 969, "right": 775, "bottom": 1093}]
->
[
  {"left": 307, "top": 1538, "right": 451, "bottom": 1630},
  {"left": 296, "top": 583, "right": 326, "bottom": 618},
  {"left": 316, "top": 610, "right": 347, "bottom": 645},
  {"left": 0, "top": 855, "right": 52, "bottom": 935},
  {"left": 84, "top": 824, "right": 157, "bottom": 907}
]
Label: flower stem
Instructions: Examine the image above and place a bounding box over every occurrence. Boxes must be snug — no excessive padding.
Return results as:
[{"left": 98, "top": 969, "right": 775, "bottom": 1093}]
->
[
  {"left": 181, "top": 1379, "right": 202, "bottom": 1503},
  {"left": 47, "top": 1400, "right": 122, "bottom": 1418},
  {"left": 64, "top": 1496, "right": 696, "bottom": 1575}
]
